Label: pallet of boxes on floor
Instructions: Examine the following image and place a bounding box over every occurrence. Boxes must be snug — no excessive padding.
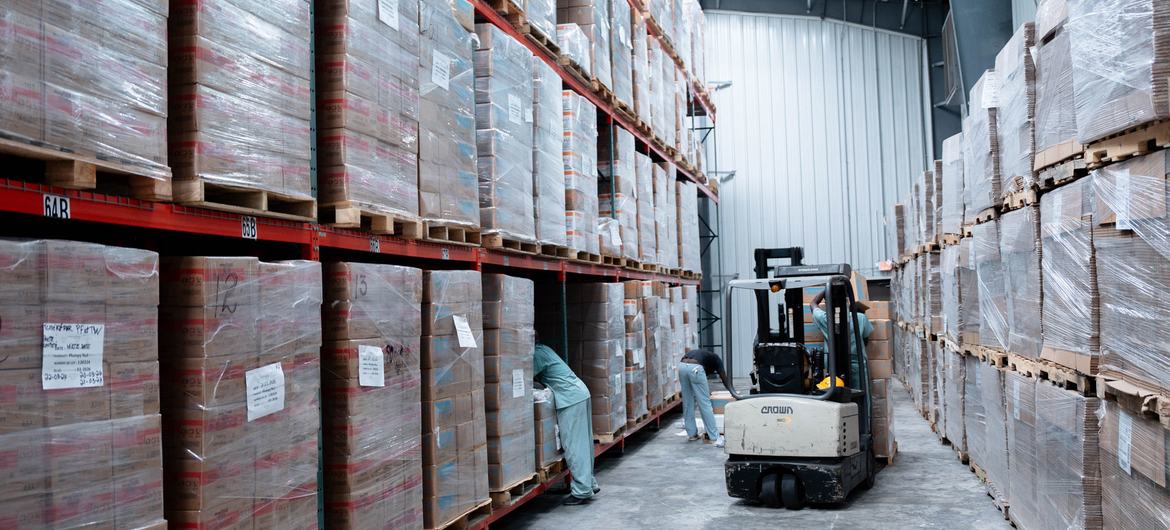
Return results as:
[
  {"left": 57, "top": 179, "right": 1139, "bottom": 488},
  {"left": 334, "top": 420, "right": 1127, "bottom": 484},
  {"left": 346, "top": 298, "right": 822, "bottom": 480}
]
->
[{"left": 889, "top": 0, "right": 1170, "bottom": 525}]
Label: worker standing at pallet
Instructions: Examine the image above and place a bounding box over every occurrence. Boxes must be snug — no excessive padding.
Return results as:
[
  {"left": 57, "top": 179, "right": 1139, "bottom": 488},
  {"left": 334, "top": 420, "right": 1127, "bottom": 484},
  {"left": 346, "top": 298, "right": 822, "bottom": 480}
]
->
[
  {"left": 534, "top": 341, "right": 600, "bottom": 505},
  {"left": 809, "top": 290, "right": 873, "bottom": 388},
  {"left": 679, "top": 349, "right": 732, "bottom": 447}
]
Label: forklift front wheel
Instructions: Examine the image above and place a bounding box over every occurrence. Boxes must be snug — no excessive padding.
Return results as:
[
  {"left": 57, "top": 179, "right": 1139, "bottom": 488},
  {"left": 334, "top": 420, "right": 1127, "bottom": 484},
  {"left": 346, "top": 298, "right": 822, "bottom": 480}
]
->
[
  {"left": 780, "top": 474, "right": 805, "bottom": 510},
  {"left": 758, "top": 473, "right": 782, "bottom": 508}
]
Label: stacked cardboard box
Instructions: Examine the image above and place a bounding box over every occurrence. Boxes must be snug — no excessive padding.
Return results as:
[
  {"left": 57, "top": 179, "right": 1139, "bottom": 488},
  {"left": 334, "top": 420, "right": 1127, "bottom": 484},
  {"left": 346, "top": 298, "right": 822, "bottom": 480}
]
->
[
  {"left": 316, "top": 0, "right": 421, "bottom": 219},
  {"left": 685, "top": 0, "right": 706, "bottom": 84},
  {"left": 942, "top": 348, "right": 967, "bottom": 456},
  {"left": 980, "top": 362, "right": 1010, "bottom": 506},
  {"left": 648, "top": 37, "right": 668, "bottom": 145},
  {"left": 924, "top": 251, "right": 942, "bottom": 335},
  {"left": 170, "top": 0, "right": 312, "bottom": 199},
  {"left": 972, "top": 220, "right": 1008, "bottom": 350},
  {"left": 963, "top": 70, "right": 1001, "bottom": 221},
  {"left": 655, "top": 164, "right": 679, "bottom": 270},
  {"left": 1033, "top": 0, "right": 1080, "bottom": 167},
  {"left": 623, "top": 281, "right": 649, "bottom": 422},
  {"left": 475, "top": 25, "right": 536, "bottom": 243},
  {"left": 533, "top": 57, "right": 568, "bottom": 247},
  {"left": 557, "top": 0, "right": 611, "bottom": 90},
  {"left": 556, "top": 24, "right": 592, "bottom": 77},
  {"left": 683, "top": 285, "right": 699, "bottom": 351},
  {"left": 419, "top": 1, "right": 480, "bottom": 229},
  {"left": 643, "top": 281, "right": 668, "bottom": 410},
  {"left": 677, "top": 181, "right": 700, "bottom": 274},
  {"left": 1000, "top": 207, "right": 1043, "bottom": 359},
  {"left": 1098, "top": 401, "right": 1169, "bottom": 527},
  {"left": 567, "top": 283, "right": 626, "bottom": 436},
  {"left": 635, "top": 153, "right": 658, "bottom": 264},
  {"left": 871, "top": 379, "right": 896, "bottom": 461},
  {"left": 599, "top": 127, "right": 640, "bottom": 261},
  {"left": 0, "top": 240, "right": 163, "bottom": 529},
  {"left": 1033, "top": 380, "right": 1102, "bottom": 529},
  {"left": 995, "top": 23, "right": 1037, "bottom": 194},
  {"left": 632, "top": 11, "right": 654, "bottom": 126},
  {"left": 962, "top": 355, "right": 986, "bottom": 468},
  {"left": 526, "top": 0, "right": 556, "bottom": 42},
  {"left": 667, "top": 286, "right": 685, "bottom": 397},
  {"left": 420, "top": 270, "right": 488, "bottom": 528},
  {"left": 1005, "top": 372, "right": 1038, "bottom": 526},
  {"left": 892, "top": 203, "right": 908, "bottom": 256},
  {"left": 533, "top": 388, "right": 561, "bottom": 468},
  {"left": 321, "top": 263, "right": 423, "bottom": 529},
  {"left": 940, "top": 133, "right": 965, "bottom": 237},
  {"left": 482, "top": 274, "right": 536, "bottom": 491},
  {"left": 917, "top": 169, "right": 938, "bottom": 245},
  {"left": 563, "top": 90, "right": 599, "bottom": 254},
  {"left": 610, "top": 0, "right": 634, "bottom": 110},
  {"left": 1040, "top": 176, "right": 1098, "bottom": 373},
  {"left": 659, "top": 45, "right": 677, "bottom": 149},
  {"left": 0, "top": 2, "right": 168, "bottom": 179},
  {"left": 161, "top": 258, "right": 321, "bottom": 528}
]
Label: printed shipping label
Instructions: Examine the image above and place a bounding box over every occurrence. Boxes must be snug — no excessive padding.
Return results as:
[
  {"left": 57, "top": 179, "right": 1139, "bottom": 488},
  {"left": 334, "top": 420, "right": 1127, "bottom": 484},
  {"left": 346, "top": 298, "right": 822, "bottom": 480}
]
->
[
  {"left": 1118, "top": 412, "right": 1133, "bottom": 475},
  {"left": 508, "top": 94, "right": 523, "bottom": 125},
  {"left": 453, "top": 314, "right": 477, "bottom": 348},
  {"left": 512, "top": 369, "right": 525, "bottom": 398},
  {"left": 42, "top": 323, "right": 105, "bottom": 389},
  {"left": 358, "top": 345, "right": 385, "bottom": 387},
  {"left": 246, "top": 363, "right": 285, "bottom": 421},
  {"left": 432, "top": 51, "right": 452, "bottom": 91},
  {"left": 377, "top": 0, "right": 399, "bottom": 30}
]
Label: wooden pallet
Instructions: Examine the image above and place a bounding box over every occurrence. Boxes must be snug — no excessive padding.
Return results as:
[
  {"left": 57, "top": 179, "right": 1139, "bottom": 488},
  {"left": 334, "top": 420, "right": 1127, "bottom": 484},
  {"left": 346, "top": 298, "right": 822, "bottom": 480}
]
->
[
  {"left": 591, "top": 77, "right": 614, "bottom": 104},
  {"left": 1085, "top": 119, "right": 1170, "bottom": 168},
  {"left": 601, "top": 254, "right": 626, "bottom": 267},
  {"left": 429, "top": 499, "right": 492, "bottom": 530},
  {"left": 540, "top": 243, "right": 569, "bottom": 258},
  {"left": 1097, "top": 376, "right": 1170, "bottom": 430},
  {"left": 536, "top": 459, "right": 565, "bottom": 483},
  {"left": 975, "top": 346, "right": 1008, "bottom": 369},
  {"left": 523, "top": 24, "right": 561, "bottom": 58},
  {"left": 0, "top": 136, "right": 172, "bottom": 201},
  {"left": 1035, "top": 139, "right": 1085, "bottom": 173},
  {"left": 681, "top": 270, "right": 701, "bottom": 280},
  {"left": 971, "top": 206, "right": 999, "bottom": 225},
  {"left": 319, "top": 202, "right": 423, "bottom": 238},
  {"left": 1006, "top": 353, "right": 1095, "bottom": 395},
  {"left": 1001, "top": 186, "right": 1038, "bottom": 211},
  {"left": 174, "top": 179, "right": 316, "bottom": 221},
  {"left": 489, "top": 472, "right": 540, "bottom": 508},
  {"left": 424, "top": 222, "right": 482, "bottom": 246},
  {"left": 625, "top": 412, "right": 650, "bottom": 429},
  {"left": 666, "top": 267, "right": 682, "bottom": 277},
  {"left": 1038, "top": 156, "right": 1088, "bottom": 190},
  {"left": 955, "top": 448, "right": 970, "bottom": 465},
  {"left": 557, "top": 56, "right": 592, "bottom": 88},
  {"left": 482, "top": 233, "right": 539, "bottom": 254},
  {"left": 487, "top": 0, "right": 524, "bottom": 16},
  {"left": 571, "top": 250, "right": 602, "bottom": 264},
  {"left": 593, "top": 426, "right": 625, "bottom": 444},
  {"left": 918, "top": 241, "right": 939, "bottom": 254},
  {"left": 639, "top": 261, "right": 659, "bottom": 272},
  {"left": 939, "top": 233, "right": 962, "bottom": 247}
]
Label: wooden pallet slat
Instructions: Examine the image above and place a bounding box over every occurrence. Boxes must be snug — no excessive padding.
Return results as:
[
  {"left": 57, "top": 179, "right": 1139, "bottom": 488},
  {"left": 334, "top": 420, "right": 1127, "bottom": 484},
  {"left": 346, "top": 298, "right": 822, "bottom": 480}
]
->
[
  {"left": 423, "top": 221, "right": 482, "bottom": 247},
  {"left": 489, "top": 472, "right": 540, "bottom": 508},
  {"left": 1085, "top": 119, "right": 1170, "bottom": 168},
  {"left": 593, "top": 426, "right": 624, "bottom": 444},
  {"left": 482, "top": 233, "right": 539, "bottom": 254},
  {"left": 174, "top": 179, "right": 316, "bottom": 222},
  {"left": 429, "top": 499, "right": 492, "bottom": 530},
  {"left": 319, "top": 202, "right": 423, "bottom": 238},
  {"left": 0, "top": 136, "right": 173, "bottom": 201}
]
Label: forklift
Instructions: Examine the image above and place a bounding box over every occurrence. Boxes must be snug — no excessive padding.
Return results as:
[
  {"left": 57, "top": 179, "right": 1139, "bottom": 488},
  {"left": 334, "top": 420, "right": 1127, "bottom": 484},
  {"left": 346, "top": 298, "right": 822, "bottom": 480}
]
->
[{"left": 720, "top": 247, "right": 877, "bottom": 509}]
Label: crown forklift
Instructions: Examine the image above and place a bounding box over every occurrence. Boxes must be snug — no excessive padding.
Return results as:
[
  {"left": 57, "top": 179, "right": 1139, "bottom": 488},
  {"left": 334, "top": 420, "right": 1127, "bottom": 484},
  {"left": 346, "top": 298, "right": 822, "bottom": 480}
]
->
[{"left": 720, "top": 248, "right": 877, "bottom": 509}]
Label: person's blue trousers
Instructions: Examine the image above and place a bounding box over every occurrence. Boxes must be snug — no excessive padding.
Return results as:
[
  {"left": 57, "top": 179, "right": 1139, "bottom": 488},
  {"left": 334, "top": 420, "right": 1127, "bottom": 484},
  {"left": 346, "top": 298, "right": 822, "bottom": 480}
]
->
[{"left": 678, "top": 361, "right": 720, "bottom": 441}]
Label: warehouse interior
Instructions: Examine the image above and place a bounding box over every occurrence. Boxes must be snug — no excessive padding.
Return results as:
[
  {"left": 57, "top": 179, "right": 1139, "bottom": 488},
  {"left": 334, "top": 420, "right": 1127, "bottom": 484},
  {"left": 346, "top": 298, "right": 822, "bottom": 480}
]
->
[{"left": 0, "top": 0, "right": 1164, "bottom": 528}]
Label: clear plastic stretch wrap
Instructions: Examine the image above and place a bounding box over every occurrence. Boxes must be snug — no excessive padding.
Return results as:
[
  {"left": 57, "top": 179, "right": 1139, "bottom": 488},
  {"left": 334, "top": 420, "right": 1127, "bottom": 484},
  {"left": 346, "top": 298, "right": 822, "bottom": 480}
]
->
[
  {"left": 526, "top": 0, "right": 556, "bottom": 42},
  {"left": 0, "top": 2, "right": 168, "bottom": 179},
  {"left": 656, "top": 164, "right": 680, "bottom": 269},
  {"left": 623, "top": 281, "right": 649, "bottom": 421},
  {"left": 925, "top": 252, "right": 942, "bottom": 334},
  {"left": 532, "top": 388, "right": 562, "bottom": 468},
  {"left": 533, "top": 57, "right": 567, "bottom": 247},
  {"left": 688, "top": 0, "right": 706, "bottom": 83},
  {"left": 316, "top": 0, "right": 421, "bottom": 220},
  {"left": 420, "top": 1, "right": 480, "bottom": 229},
  {"left": 944, "top": 348, "right": 967, "bottom": 454},
  {"left": 556, "top": 23, "right": 592, "bottom": 77},
  {"left": 160, "top": 257, "right": 322, "bottom": 528},
  {"left": 169, "top": 0, "right": 312, "bottom": 197},
  {"left": 999, "top": 207, "right": 1042, "bottom": 359},
  {"left": 1040, "top": 176, "right": 1098, "bottom": 372},
  {"left": 321, "top": 262, "right": 423, "bottom": 530},
  {"left": 963, "top": 70, "right": 1002, "bottom": 221},
  {"left": 956, "top": 238, "right": 980, "bottom": 345},
  {"left": 632, "top": 11, "right": 653, "bottom": 126},
  {"left": 995, "top": 23, "right": 1036, "bottom": 192},
  {"left": 475, "top": 25, "right": 536, "bottom": 243},
  {"left": 684, "top": 285, "right": 699, "bottom": 351},
  {"left": 1005, "top": 372, "right": 1038, "bottom": 527},
  {"left": 674, "top": 64, "right": 687, "bottom": 153},
  {"left": 563, "top": 90, "right": 599, "bottom": 254},
  {"left": 941, "top": 245, "right": 960, "bottom": 342},
  {"left": 1034, "top": 382, "right": 1102, "bottom": 530},
  {"left": 1098, "top": 400, "right": 1170, "bottom": 528},
  {"left": 892, "top": 203, "right": 908, "bottom": 256},
  {"left": 0, "top": 240, "right": 163, "bottom": 529},
  {"left": 1066, "top": 0, "right": 1170, "bottom": 144},
  {"left": 980, "top": 363, "right": 1010, "bottom": 504},
  {"left": 661, "top": 60, "right": 677, "bottom": 150},
  {"left": 676, "top": 181, "right": 701, "bottom": 273},
  {"left": 566, "top": 283, "right": 626, "bottom": 436},
  {"left": 481, "top": 274, "right": 535, "bottom": 491},
  {"left": 643, "top": 281, "right": 668, "bottom": 409},
  {"left": 972, "top": 220, "right": 1008, "bottom": 350},
  {"left": 963, "top": 355, "right": 987, "bottom": 468},
  {"left": 668, "top": 286, "right": 685, "bottom": 397},
  {"left": 599, "top": 127, "right": 640, "bottom": 261},
  {"left": 420, "top": 270, "right": 488, "bottom": 529},
  {"left": 636, "top": 153, "right": 658, "bottom": 263},
  {"left": 557, "top": 0, "right": 611, "bottom": 90},
  {"left": 610, "top": 0, "right": 634, "bottom": 109},
  {"left": 1092, "top": 150, "right": 1170, "bottom": 390},
  {"left": 941, "top": 133, "right": 965, "bottom": 236},
  {"left": 649, "top": 37, "right": 669, "bottom": 145},
  {"left": 1033, "top": 0, "right": 1080, "bottom": 161}
]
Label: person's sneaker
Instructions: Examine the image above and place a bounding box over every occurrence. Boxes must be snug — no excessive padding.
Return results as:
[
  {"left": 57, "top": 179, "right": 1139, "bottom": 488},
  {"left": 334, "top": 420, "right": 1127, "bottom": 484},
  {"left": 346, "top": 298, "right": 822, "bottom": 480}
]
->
[
  {"left": 703, "top": 435, "right": 714, "bottom": 444},
  {"left": 593, "top": 486, "right": 601, "bottom": 494},
  {"left": 562, "top": 495, "right": 590, "bottom": 506},
  {"left": 714, "top": 436, "right": 726, "bottom": 448},
  {"left": 686, "top": 435, "right": 701, "bottom": 442}
]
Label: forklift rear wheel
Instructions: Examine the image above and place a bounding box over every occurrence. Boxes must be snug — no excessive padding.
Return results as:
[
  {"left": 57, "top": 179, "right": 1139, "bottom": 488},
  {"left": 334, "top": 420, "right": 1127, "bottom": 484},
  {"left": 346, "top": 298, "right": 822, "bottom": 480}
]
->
[
  {"left": 862, "top": 451, "right": 877, "bottom": 490},
  {"left": 780, "top": 474, "right": 805, "bottom": 510},
  {"left": 758, "top": 473, "right": 782, "bottom": 508}
]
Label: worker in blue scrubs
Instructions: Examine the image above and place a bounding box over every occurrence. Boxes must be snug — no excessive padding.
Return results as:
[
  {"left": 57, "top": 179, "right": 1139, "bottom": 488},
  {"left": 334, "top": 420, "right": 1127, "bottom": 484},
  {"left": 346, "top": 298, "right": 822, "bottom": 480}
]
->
[
  {"left": 809, "top": 290, "right": 873, "bottom": 388},
  {"left": 534, "top": 342, "right": 599, "bottom": 505}
]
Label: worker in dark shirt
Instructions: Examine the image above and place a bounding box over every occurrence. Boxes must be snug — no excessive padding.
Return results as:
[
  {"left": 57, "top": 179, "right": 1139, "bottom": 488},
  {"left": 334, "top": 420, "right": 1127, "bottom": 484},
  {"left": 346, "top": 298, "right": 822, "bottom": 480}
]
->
[{"left": 679, "top": 348, "right": 733, "bottom": 447}]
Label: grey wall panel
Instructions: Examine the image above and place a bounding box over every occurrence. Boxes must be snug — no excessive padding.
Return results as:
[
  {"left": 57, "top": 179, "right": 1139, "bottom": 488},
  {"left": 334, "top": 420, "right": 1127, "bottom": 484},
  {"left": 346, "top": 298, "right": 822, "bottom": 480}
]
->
[{"left": 706, "top": 11, "right": 931, "bottom": 376}]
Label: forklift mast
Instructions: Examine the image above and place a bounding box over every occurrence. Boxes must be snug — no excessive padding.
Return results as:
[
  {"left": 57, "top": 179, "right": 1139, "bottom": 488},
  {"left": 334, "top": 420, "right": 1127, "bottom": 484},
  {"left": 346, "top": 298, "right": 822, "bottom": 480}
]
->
[{"left": 752, "top": 247, "right": 806, "bottom": 344}]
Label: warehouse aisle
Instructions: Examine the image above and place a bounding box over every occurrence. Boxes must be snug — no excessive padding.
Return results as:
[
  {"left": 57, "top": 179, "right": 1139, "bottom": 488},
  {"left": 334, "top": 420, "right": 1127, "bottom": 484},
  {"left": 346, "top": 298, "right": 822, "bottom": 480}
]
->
[{"left": 498, "top": 385, "right": 1009, "bottom": 529}]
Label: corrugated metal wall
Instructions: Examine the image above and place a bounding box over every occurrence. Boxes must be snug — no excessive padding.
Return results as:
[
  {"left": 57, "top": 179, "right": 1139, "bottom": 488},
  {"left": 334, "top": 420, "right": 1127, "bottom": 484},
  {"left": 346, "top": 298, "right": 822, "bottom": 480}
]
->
[{"left": 706, "top": 11, "right": 932, "bottom": 376}]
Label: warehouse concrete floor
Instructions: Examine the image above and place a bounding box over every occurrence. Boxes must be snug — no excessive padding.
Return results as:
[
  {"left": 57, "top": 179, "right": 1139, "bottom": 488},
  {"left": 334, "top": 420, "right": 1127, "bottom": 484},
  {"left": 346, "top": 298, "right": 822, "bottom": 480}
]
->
[{"left": 498, "top": 384, "right": 1010, "bottom": 529}]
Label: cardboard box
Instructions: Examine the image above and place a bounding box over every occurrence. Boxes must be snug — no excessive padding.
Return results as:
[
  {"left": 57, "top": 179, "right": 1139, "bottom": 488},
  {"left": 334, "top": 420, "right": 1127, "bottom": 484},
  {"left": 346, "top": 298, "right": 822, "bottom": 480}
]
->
[
  {"left": 869, "top": 319, "right": 892, "bottom": 341},
  {"left": 868, "top": 358, "right": 893, "bottom": 380},
  {"left": 867, "top": 339, "right": 891, "bottom": 360},
  {"left": 866, "top": 301, "right": 891, "bottom": 320}
]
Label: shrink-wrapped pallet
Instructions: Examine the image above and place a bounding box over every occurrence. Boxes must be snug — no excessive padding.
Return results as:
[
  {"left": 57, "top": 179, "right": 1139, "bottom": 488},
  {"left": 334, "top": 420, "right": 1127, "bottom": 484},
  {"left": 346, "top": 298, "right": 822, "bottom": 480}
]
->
[
  {"left": 1040, "top": 176, "right": 1098, "bottom": 373},
  {"left": 632, "top": 11, "right": 653, "bottom": 126},
  {"left": 533, "top": 388, "right": 561, "bottom": 468},
  {"left": 557, "top": 0, "right": 610, "bottom": 90},
  {"left": 1098, "top": 401, "right": 1170, "bottom": 528},
  {"left": 481, "top": 274, "right": 535, "bottom": 491},
  {"left": 1035, "top": 383, "right": 1101, "bottom": 529},
  {"left": 940, "top": 133, "right": 965, "bottom": 236},
  {"left": 656, "top": 164, "right": 679, "bottom": 269},
  {"left": 956, "top": 238, "right": 980, "bottom": 345},
  {"left": 610, "top": 0, "right": 634, "bottom": 110},
  {"left": 420, "top": 1, "right": 479, "bottom": 230},
  {"left": 871, "top": 378, "right": 896, "bottom": 460},
  {"left": 649, "top": 37, "right": 669, "bottom": 145},
  {"left": 563, "top": 90, "right": 599, "bottom": 254},
  {"left": 624, "top": 281, "right": 649, "bottom": 421},
  {"left": 925, "top": 252, "right": 942, "bottom": 335},
  {"left": 963, "top": 355, "right": 986, "bottom": 467},
  {"left": 996, "top": 23, "right": 1037, "bottom": 194},
  {"left": 556, "top": 23, "right": 592, "bottom": 77},
  {"left": 940, "top": 245, "right": 961, "bottom": 342},
  {"left": 1005, "top": 372, "right": 1038, "bottom": 527},
  {"left": 980, "top": 363, "right": 1010, "bottom": 505},
  {"left": 944, "top": 348, "right": 967, "bottom": 454},
  {"left": 1033, "top": 0, "right": 1080, "bottom": 167},
  {"left": 566, "top": 283, "right": 626, "bottom": 436},
  {"left": 526, "top": 0, "right": 556, "bottom": 42},
  {"left": 475, "top": 25, "right": 536, "bottom": 243},
  {"left": 963, "top": 71, "right": 1002, "bottom": 221},
  {"left": 533, "top": 57, "right": 567, "bottom": 247},
  {"left": 321, "top": 263, "right": 423, "bottom": 529},
  {"left": 683, "top": 285, "right": 699, "bottom": 351},
  {"left": 677, "top": 181, "right": 701, "bottom": 273},
  {"left": 643, "top": 282, "right": 669, "bottom": 409},
  {"left": 892, "top": 203, "right": 908, "bottom": 256},
  {"left": 599, "top": 127, "right": 640, "bottom": 261},
  {"left": 972, "top": 220, "right": 1008, "bottom": 350},
  {"left": 636, "top": 153, "right": 658, "bottom": 264},
  {"left": 1067, "top": 0, "right": 1170, "bottom": 143},
  {"left": 1000, "top": 206, "right": 1043, "bottom": 359},
  {"left": 316, "top": 0, "right": 421, "bottom": 220}
]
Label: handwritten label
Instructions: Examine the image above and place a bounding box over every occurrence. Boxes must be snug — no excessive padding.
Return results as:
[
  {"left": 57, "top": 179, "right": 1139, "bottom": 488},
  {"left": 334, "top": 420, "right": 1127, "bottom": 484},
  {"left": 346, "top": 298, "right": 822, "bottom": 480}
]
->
[
  {"left": 453, "top": 314, "right": 477, "bottom": 348},
  {"left": 43, "top": 194, "right": 70, "bottom": 219},
  {"left": 377, "top": 0, "right": 399, "bottom": 30},
  {"left": 246, "top": 363, "right": 285, "bottom": 421},
  {"left": 508, "top": 94, "right": 523, "bottom": 125},
  {"left": 432, "top": 50, "right": 452, "bottom": 91},
  {"left": 358, "top": 345, "right": 385, "bottom": 387},
  {"left": 241, "top": 216, "right": 258, "bottom": 239},
  {"left": 512, "top": 369, "right": 525, "bottom": 398},
  {"left": 1118, "top": 412, "right": 1133, "bottom": 475},
  {"left": 42, "top": 323, "right": 104, "bottom": 389}
]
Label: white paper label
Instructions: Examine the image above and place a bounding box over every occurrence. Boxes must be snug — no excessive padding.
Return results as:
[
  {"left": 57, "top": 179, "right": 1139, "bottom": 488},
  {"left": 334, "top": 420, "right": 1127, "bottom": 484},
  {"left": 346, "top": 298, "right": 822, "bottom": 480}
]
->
[
  {"left": 1116, "top": 170, "right": 1133, "bottom": 230},
  {"left": 508, "top": 94, "right": 523, "bottom": 125},
  {"left": 358, "top": 345, "right": 385, "bottom": 387},
  {"left": 453, "top": 314, "right": 477, "bottom": 348},
  {"left": 43, "top": 194, "right": 70, "bottom": 219},
  {"left": 981, "top": 71, "right": 1000, "bottom": 109},
  {"left": 246, "top": 363, "right": 285, "bottom": 421},
  {"left": 1118, "top": 412, "right": 1133, "bottom": 475},
  {"left": 241, "top": 216, "right": 257, "bottom": 239},
  {"left": 609, "top": 221, "right": 623, "bottom": 247},
  {"left": 1012, "top": 379, "right": 1021, "bottom": 421},
  {"left": 554, "top": 424, "right": 562, "bottom": 451},
  {"left": 512, "top": 369, "right": 525, "bottom": 398},
  {"left": 377, "top": 0, "right": 399, "bottom": 30},
  {"left": 432, "top": 51, "right": 452, "bottom": 91},
  {"left": 41, "top": 323, "right": 104, "bottom": 389},
  {"left": 525, "top": 108, "right": 534, "bottom": 123}
]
